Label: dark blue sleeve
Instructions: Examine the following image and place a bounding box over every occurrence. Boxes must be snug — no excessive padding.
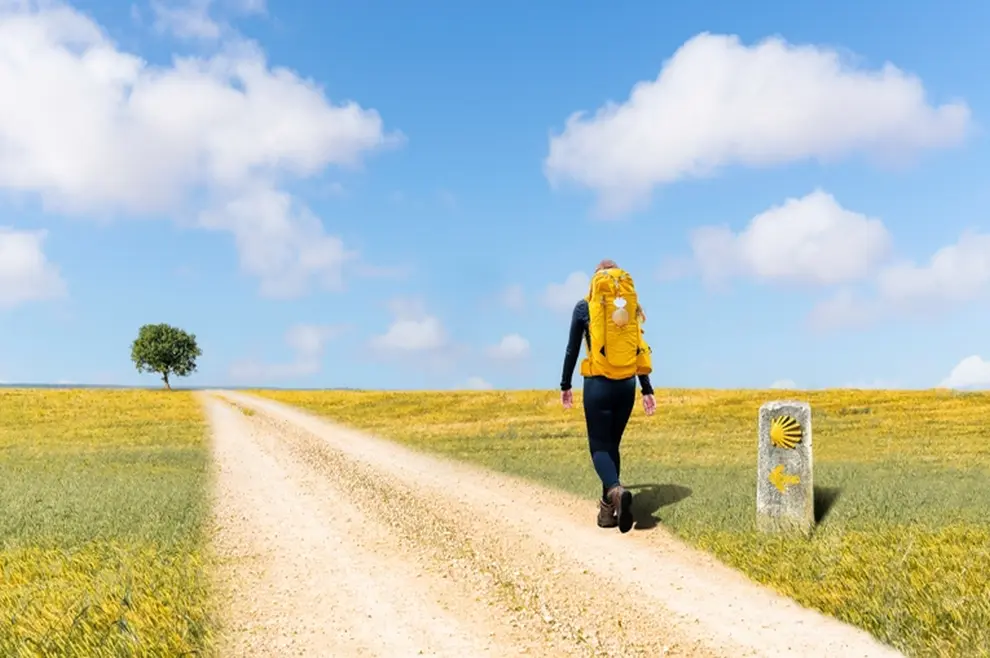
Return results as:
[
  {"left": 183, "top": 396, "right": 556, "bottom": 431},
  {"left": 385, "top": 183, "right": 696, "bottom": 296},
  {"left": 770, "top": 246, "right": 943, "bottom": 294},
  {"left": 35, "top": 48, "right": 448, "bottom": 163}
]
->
[
  {"left": 560, "top": 300, "right": 589, "bottom": 391},
  {"left": 638, "top": 374, "right": 654, "bottom": 396}
]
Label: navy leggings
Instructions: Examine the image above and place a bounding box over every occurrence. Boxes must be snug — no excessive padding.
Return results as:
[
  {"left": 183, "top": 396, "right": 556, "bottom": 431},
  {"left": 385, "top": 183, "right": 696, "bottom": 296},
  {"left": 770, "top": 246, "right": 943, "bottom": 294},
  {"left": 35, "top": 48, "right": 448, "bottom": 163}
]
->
[{"left": 582, "top": 375, "right": 636, "bottom": 499}]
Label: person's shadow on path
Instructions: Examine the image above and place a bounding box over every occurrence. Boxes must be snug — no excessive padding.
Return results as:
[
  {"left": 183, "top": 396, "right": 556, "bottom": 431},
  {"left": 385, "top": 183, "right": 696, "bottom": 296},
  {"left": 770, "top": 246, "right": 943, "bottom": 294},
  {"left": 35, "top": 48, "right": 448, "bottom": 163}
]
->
[{"left": 624, "top": 483, "right": 693, "bottom": 530}]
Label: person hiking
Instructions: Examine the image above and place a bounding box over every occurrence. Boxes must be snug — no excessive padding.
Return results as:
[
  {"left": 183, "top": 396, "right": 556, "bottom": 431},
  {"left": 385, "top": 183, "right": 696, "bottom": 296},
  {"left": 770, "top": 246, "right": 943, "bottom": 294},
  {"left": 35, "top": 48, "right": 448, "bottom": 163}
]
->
[{"left": 559, "top": 260, "right": 656, "bottom": 533}]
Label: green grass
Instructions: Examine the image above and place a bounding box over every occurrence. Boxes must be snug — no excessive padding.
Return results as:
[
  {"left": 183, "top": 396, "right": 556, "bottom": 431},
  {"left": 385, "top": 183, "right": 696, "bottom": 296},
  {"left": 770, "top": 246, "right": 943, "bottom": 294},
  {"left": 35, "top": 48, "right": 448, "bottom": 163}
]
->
[
  {"left": 0, "top": 389, "right": 214, "bottom": 657},
  {"left": 255, "top": 388, "right": 990, "bottom": 658}
]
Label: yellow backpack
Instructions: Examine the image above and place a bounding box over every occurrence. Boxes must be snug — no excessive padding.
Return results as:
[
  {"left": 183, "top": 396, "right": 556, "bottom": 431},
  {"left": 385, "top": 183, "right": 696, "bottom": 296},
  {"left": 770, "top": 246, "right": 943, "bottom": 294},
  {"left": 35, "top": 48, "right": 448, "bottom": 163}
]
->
[{"left": 580, "top": 267, "right": 653, "bottom": 380}]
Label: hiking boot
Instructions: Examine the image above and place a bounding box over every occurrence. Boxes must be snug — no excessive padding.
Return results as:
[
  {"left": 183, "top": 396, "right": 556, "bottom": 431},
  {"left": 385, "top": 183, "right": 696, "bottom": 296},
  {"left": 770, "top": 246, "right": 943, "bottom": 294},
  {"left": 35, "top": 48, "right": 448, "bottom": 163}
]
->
[
  {"left": 607, "top": 485, "right": 634, "bottom": 533},
  {"left": 597, "top": 498, "right": 618, "bottom": 528}
]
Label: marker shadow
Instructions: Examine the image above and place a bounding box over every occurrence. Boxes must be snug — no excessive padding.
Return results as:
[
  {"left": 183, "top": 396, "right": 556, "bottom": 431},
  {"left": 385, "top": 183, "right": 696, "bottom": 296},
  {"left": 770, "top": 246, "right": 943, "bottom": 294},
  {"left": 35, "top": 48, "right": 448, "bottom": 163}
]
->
[{"left": 814, "top": 486, "right": 842, "bottom": 525}]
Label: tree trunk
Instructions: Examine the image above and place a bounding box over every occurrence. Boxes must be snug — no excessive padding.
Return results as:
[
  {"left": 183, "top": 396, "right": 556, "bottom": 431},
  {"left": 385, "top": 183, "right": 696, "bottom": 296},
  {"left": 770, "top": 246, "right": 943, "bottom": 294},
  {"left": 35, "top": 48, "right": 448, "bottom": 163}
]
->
[{"left": 163, "top": 372, "right": 171, "bottom": 390}]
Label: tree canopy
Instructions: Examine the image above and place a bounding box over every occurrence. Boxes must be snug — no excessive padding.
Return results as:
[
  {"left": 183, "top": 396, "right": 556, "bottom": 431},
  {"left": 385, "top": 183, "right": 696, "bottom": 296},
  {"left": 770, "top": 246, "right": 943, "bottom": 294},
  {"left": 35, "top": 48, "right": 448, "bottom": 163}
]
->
[{"left": 130, "top": 323, "right": 202, "bottom": 390}]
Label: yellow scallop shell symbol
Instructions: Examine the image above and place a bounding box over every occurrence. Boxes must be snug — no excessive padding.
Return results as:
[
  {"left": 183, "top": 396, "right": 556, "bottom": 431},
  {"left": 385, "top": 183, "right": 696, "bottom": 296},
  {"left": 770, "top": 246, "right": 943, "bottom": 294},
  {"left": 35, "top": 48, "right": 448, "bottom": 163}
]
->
[{"left": 770, "top": 415, "right": 802, "bottom": 450}]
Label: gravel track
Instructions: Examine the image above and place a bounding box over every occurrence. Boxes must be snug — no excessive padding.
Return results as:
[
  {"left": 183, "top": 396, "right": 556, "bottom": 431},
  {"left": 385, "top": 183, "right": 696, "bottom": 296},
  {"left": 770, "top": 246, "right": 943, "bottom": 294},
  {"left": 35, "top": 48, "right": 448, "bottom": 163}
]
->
[{"left": 202, "top": 390, "right": 905, "bottom": 658}]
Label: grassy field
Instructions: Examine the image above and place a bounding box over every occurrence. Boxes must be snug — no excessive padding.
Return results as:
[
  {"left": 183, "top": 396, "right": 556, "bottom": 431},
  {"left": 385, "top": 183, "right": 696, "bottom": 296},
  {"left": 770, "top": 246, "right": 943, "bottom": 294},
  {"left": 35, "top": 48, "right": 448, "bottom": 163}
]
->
[
  {"left": 256, "top": 387, "right": 990, "bottom": 658},
  {"left": 0, "top": 389, "right": 213, "bottom": 657}
]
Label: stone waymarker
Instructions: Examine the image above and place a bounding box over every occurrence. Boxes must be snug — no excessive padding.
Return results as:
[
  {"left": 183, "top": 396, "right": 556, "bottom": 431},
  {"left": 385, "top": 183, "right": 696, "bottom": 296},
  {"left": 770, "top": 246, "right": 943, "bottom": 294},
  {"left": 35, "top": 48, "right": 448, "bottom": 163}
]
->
[{"left": 757, "top": 400, "right": 814, "bottom": 536}]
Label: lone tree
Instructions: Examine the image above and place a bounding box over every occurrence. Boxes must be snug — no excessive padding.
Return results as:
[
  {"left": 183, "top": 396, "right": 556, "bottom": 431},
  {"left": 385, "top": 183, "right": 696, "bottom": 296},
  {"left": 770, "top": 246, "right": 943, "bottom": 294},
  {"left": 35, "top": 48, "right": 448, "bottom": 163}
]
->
[{"left": 130, "top": 323, "right": 202, "bottom": 390}]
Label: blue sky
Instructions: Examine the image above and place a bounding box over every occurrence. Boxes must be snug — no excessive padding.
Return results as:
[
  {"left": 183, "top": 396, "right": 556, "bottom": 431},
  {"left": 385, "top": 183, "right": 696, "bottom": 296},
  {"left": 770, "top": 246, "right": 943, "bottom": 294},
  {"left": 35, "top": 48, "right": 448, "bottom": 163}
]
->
[{"left": 1, "top": 0, "right": 989, "bottom": 391}]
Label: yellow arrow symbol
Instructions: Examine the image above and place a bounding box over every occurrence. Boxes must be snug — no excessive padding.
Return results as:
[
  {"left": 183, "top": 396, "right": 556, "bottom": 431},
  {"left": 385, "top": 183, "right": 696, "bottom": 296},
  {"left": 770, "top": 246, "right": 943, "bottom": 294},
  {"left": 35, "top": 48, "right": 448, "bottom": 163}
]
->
[{"left": 768, "top": 464, "right": 801, "bottom": 493}]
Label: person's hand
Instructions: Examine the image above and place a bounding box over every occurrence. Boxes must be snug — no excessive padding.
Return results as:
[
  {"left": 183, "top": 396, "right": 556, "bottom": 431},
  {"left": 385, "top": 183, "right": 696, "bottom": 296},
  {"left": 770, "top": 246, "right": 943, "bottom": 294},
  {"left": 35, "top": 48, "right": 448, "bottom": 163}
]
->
[
  {"left": 642, "top": 394, "right": 656, "bottom": 416},
  {"left": 561, "top": 389, "right": 573, "bottom": 409}
]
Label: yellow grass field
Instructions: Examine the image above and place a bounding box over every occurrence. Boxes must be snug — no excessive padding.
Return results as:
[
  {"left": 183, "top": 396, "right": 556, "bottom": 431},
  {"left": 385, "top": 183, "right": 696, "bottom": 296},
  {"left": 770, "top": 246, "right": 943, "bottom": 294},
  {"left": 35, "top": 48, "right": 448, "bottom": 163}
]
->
[
  {"left": 256, "top": 387, "right": 990, "bottom": 658},
  {"left": 4, "top": 385, "right": 987, "bottom": 657},
  {"left": 0, "top": 389, "right": 214, "bottom": 657}
]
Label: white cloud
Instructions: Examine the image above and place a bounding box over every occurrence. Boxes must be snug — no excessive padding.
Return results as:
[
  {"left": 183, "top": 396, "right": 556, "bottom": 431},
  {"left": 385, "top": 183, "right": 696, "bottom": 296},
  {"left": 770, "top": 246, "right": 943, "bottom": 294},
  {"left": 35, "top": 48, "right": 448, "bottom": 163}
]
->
[
  {"left": 545, "top": 33, "right": 970, "bottom": 214},
  {"left": 229, "top": 323, "right": 345, "bottom": 382},
  {"left": 543, "top": 271, "right": 589, "bottom": 312},
  {"left": 875, "top": 231, "right": 990, "bottom": 308},
  {"left": 465, "top": 376, "right": 492, "bottom": 390},
  {"left": 151, "top": 0, "right": 221, "bottom": 39},
  {"left": 809, "top": 231, "right": 990, "bottom": 330},
  {"left": 0, "top": 1, "right": 402, "bottom": 298},
  {"left": 485, "top": 333, "right": 530, "bottom": 361},
  {"left": 371, "top": 318, "right": 445, "bottom": 352},
  {"left": 198, "top": 183, "right": 357, "bottom": 297},
  {"left": 0, "top": 227, "right": 66, "bottom": 309},
  {"left": 938, "top": 355, "right": 990, "bottom": 390},
  {"left": 500, "top": 284, "right": 525, "bottom": 311},
  {"left": 691, "top": 190, "right": 892, "bottom": 286},
  {"left": 151, "top": 0, "right": 266, "bottom": 40},
  {"left": 769, "top": 379, "right": 797, "bottom": 389},
  {"left": 370, "top": 299, "right": 447, "bottom": 353}
]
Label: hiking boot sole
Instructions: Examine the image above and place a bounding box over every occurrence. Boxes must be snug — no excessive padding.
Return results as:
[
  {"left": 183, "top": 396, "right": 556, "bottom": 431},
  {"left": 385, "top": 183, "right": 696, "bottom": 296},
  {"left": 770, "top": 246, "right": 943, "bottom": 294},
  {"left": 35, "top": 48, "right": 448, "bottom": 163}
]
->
[{"left": 617, "top": 489, "right": 633, "bottom": 533}]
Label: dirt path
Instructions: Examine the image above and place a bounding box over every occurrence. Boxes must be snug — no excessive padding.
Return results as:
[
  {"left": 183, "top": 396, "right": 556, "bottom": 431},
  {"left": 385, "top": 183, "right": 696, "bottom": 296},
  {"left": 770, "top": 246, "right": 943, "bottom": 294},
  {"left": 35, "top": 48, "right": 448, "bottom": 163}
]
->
[{"left": 203, "top": 390, "right": 905, "bottom": 658}]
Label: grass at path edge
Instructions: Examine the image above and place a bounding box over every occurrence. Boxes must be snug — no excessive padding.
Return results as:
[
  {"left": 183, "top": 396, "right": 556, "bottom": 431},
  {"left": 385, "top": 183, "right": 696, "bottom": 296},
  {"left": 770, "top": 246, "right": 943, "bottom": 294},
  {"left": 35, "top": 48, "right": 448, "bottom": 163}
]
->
[{"left": 0, "top": 389, "right": 215, "bottom": 657}]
